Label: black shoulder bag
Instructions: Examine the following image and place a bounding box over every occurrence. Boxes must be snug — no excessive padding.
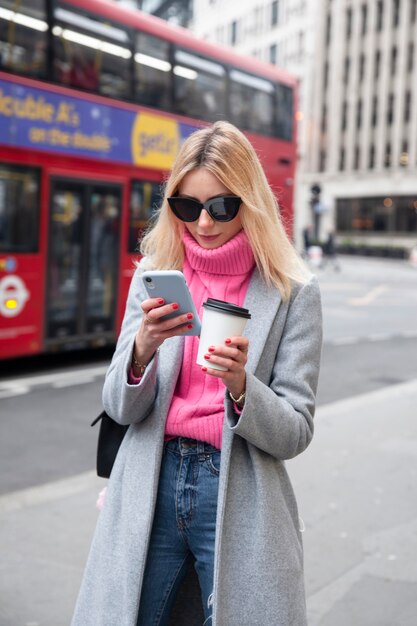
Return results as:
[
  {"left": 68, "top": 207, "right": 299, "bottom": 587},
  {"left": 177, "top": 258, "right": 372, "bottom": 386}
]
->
[{"left": 91, "top": 411, "right": 129, "bottom": 479}]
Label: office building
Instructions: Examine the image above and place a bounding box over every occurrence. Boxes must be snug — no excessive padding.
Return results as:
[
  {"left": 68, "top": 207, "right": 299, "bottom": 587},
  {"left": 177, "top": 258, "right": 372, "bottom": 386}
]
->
[{"left": 192, "top": 0, "right": 417, "bottom": 254}]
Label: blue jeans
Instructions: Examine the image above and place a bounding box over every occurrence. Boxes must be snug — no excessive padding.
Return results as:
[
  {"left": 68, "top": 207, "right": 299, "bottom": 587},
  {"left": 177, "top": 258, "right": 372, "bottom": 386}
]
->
[{"left": 137, "top": 437, "right": 220, "bottom": 626}]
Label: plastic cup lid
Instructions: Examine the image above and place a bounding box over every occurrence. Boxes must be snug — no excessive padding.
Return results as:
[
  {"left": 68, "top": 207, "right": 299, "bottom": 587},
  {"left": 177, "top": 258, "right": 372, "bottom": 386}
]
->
[{"left": 202, "top": 298, "right": 251, "bottom": 319}]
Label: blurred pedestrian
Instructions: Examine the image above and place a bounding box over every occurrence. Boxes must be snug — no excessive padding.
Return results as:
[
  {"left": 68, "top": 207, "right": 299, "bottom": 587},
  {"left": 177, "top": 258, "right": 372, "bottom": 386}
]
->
[
  {"left": 321, "top": 231, "right": 340, "bottom": 271},
  {"left": 302, "top": 224, "right": 313, "bottom": 259},
  {"left": 71, "top": 121, "right": 323, "bottom": 626}
]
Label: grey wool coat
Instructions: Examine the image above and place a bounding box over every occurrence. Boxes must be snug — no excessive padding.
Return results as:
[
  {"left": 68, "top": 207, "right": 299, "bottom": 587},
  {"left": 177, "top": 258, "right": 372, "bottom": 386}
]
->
[{"left": 72, "top": 262, "right": 322, "bottom": 626}]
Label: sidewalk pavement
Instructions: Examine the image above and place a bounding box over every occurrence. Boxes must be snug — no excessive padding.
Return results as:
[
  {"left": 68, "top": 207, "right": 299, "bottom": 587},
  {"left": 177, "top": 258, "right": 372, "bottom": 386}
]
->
[
  {"left": 289, "top": 378, "right": 417, "bottom": 626},
  {"left": 1, "top": 379, "right": 416, "bottom": 626}
]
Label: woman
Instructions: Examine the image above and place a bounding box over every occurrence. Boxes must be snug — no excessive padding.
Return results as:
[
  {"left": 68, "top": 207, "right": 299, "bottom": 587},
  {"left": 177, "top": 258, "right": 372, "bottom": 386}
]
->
[{"left": 72, "top": 121, "right": 322, "bottom": 625}]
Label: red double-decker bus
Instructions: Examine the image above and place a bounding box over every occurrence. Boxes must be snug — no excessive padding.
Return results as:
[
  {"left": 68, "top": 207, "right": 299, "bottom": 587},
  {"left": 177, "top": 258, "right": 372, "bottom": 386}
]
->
[{"left": 0, "top": 0, "right": 297, "bottom": 360}]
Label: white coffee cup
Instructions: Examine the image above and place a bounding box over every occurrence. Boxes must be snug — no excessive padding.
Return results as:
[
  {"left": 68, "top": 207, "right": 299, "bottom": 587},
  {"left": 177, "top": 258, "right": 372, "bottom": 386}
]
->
[{"left": 196, "top": 298, "right": 251, "bottom": 371}]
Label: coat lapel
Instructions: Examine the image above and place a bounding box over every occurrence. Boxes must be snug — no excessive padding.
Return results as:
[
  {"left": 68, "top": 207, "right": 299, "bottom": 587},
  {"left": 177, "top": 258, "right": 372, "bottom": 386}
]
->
[{"left": 243, "top": 268, "right": 282, "bottom": 374}]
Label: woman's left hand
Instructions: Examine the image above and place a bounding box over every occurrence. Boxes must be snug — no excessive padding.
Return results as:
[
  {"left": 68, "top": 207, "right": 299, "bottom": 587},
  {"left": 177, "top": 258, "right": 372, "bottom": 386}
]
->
[{"left": 201, "top": 335, "right": 249, "bottom": 399}]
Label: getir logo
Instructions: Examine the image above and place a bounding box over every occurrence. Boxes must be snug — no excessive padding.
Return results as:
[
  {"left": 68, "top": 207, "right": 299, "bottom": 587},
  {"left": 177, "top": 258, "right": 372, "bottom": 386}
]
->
[{"left": 131, "top": 113, "right": 180, "bottom": 169}]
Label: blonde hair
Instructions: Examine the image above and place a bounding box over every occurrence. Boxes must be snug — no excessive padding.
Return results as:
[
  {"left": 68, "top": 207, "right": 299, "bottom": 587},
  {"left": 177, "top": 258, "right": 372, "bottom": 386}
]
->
[{"left": 140, "top": 121, "right": 309, "bottom": 300}]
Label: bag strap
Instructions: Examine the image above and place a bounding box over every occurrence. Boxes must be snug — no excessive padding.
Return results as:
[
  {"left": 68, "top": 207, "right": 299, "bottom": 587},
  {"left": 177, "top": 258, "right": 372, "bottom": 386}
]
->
[{"left": 91, "top": 410, "right": 106, "bottom": 427}]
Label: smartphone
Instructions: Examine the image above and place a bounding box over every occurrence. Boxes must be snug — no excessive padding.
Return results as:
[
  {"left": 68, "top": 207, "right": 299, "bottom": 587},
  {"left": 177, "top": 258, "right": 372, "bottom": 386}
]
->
[{"left": 141, "top": 270, "right": 201, "bottom": 336}]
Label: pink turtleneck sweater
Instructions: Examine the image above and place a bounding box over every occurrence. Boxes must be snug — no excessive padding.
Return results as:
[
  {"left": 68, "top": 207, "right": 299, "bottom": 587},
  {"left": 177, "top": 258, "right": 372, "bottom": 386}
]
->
[{"left": 163, "top": 230, "right": 255, "bottom": 449}]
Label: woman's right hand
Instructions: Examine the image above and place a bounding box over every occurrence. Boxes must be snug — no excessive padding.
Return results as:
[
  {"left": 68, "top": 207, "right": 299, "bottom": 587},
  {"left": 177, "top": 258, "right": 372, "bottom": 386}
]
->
[{"left": 133, "top": 298, "right": 194, "bottom": 367}]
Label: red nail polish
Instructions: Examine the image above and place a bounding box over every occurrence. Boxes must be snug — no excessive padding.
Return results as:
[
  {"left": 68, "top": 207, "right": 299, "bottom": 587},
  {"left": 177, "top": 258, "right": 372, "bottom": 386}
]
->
[
  {"left": 208, "top": 346, "right": 215, "bottom": 352},
  {"left": 225, "top": 338, "right": 231, "bottom": 344},
  {"left": 158, "top": 298, "right": 165, "bottom": 305},
  {"left": 172, "top": 303, "right": 179, "bottom": 310},
  {"left": 187, "top": 324, "right": 193, "bottom": 329},
  {"left": 204, "top": 354, "right": 210, "bottom": 359},
  {"left": 187, "top": 313, "right": 193, "bottom": 319},
  {"left": 201, "top": 367, "right": 207, "bottom": 372}
]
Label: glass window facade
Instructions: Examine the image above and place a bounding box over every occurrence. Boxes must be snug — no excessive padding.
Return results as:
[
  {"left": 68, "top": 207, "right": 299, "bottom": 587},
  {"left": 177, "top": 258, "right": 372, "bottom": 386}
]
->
[
  {"left": 337, "top": 196, "right": 417, "bottom": 233},
  {"left": 377, "top": 1, "right": 384, "bottom": 31},
  {"left": 271, "top": 1, "right": 279, "bottom": 26}
]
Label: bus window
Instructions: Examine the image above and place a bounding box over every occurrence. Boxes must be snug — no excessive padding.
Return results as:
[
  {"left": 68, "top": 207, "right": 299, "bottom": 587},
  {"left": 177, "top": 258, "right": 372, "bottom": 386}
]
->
[
  {"left": 0, "top": 165, "right": 39, "bottom": 253},
  {"left": 276, "top": 84, "right": 293, "bottom": 141},
  {"left": 0, "top": 0, "right": 47, "bottom": 79},
  {"left": 129, "top": 180, "right": 162, "bottom": 253},
  {"left": 134, "top": 33, "right": 172, "bottom": 110},
  {"left": 173, "top": 49, "right": 226, "bottom": 122},
  {"left": 229, "top": 69, "right": 275, "bottom": 136},
  {"left": 53, "top": 3, "right": 132, "bottom": 99}
]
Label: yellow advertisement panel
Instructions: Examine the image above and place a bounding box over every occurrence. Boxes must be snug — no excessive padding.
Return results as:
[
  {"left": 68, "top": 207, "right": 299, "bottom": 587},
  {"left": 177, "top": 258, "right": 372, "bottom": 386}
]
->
[{"left": 131, "top": 112, "right": 181, "bottom": 169}]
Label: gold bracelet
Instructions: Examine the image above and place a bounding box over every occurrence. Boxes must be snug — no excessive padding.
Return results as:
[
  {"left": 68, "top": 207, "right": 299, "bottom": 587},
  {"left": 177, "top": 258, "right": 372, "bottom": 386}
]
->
[
  {"left": 228, "top": 389, "right": 246, "bottom": 407},
  {"left": 132, "top": 353, "right": 147, "bottom": 377}
]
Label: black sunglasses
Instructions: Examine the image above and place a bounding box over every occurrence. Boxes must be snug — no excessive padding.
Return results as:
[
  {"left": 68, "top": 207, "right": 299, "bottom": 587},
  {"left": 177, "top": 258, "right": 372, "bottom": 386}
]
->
[{"left": 167, "top": 195, "right": 241, "bottom": 222}]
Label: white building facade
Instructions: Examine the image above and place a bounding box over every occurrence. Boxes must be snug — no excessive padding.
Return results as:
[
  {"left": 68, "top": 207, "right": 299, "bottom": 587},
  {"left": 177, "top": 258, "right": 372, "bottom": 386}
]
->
[{"left": 192, "top": 0, "right": 417, "bottom": 255}]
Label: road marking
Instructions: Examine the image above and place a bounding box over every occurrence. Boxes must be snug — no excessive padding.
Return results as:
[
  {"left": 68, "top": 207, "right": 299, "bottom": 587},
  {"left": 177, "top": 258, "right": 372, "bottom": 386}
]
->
[
  {"left": 316, "top": 377, "right": 417, "bottom": 421},
  {"left": 331, "top": 337, "right": 359, "bottom": 346},
  {"left": 0, "top": 365, "right": 107, "bottom": 397},
  {"left": 318, "top": 282, "right": 363, "bottom": 291},
  {"left": 0, "top": 471, "right": 102, "bottom": 514},
  {"left": 0, "top": 385, "right": 30, "bottom": 399},
  {"left": 53, "top": 377, "right": 96, "bottom": 389},
  {"left": 368, "top": 333, "right": 392, "bottom": 341},
  {"left": 368, "top": 333, "right": 394, "bottom": 341},
  {"left": 401, "top": 330, "right": 417, "bottom": 338},
  {"left": 348, "top": 285, "right": 388, "bottom": 306},
  {"left": 327, "top": 330, "right": 417, "bottom": 346}
]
